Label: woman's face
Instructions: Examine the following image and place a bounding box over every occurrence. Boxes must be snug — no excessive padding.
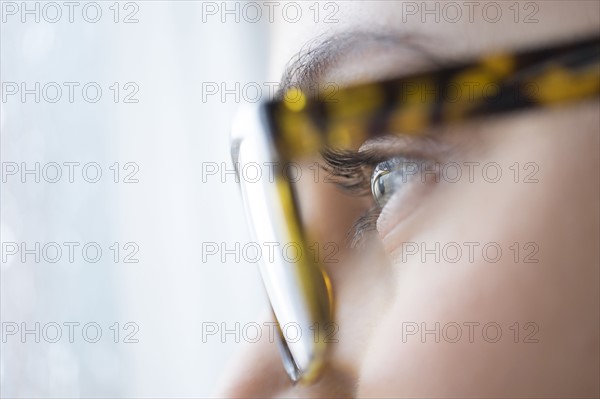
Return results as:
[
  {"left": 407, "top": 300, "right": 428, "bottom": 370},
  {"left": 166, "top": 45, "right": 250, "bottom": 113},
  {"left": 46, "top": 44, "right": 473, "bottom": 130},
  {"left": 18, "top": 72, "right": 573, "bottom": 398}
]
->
[{"left": 218, "top": 2, "right": 599, "bottom": 397}]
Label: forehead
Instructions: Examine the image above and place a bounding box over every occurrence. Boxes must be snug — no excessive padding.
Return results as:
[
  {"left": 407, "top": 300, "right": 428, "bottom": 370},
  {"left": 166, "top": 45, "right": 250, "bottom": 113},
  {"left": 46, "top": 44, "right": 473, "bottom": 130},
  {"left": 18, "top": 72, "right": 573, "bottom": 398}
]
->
[{"left": 268, "top": 1, "right": 599, "bottom": 82}]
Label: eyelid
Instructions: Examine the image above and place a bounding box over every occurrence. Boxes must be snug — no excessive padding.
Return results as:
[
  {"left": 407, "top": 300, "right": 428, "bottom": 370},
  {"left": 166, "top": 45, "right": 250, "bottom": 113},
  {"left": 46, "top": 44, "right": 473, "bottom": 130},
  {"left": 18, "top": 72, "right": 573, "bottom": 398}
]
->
[
  {"left": 320, "top": 134, "right": 445, "bottom": 196},
  {"left": 320, "top": 134, "right": 446, "bottom": 247}
]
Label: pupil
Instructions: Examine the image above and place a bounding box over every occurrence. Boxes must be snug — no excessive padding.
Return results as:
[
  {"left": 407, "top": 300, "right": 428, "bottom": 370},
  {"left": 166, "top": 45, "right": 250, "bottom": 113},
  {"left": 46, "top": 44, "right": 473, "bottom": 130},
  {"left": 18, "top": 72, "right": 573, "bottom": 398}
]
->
[{"left": 377, "top": 176, "right": 386, "bottom": 197}]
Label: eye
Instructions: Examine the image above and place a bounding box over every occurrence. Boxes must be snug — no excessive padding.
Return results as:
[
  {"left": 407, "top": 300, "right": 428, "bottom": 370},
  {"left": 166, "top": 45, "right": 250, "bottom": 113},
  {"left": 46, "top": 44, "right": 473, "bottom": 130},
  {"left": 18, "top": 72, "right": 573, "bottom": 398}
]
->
[{"left": 370, "top": 157, "right": 419, "bottom": 208}]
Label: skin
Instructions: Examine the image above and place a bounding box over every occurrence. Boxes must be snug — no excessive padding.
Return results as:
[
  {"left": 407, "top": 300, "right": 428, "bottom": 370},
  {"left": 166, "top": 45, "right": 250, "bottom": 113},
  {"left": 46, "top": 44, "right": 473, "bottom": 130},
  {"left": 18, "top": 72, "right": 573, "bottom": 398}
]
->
[{"left": 216, "top": 1, "right": 599, "bottom": 397}]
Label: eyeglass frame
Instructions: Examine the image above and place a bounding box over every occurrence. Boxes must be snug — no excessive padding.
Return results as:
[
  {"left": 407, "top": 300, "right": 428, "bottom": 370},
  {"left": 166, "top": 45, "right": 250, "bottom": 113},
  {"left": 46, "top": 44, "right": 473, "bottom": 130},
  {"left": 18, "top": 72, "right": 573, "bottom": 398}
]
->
[{"left": 230, "top": 34, "right": 600, "bottom": 384}]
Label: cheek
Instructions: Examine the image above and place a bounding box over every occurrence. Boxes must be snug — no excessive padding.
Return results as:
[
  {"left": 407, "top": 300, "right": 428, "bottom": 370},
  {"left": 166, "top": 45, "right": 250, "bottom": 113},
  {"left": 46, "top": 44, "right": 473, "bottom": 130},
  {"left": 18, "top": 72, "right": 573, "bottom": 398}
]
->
[{"left": 358, "top": 247, "right": 599, "bottom": 397}]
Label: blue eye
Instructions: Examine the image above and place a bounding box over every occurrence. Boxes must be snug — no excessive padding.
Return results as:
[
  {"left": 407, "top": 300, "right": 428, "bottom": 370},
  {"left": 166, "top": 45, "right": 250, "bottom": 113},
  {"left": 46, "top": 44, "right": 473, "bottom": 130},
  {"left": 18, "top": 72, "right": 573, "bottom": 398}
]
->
[{"left": 370, "top": 157, "right": 417, "bottom": 208}]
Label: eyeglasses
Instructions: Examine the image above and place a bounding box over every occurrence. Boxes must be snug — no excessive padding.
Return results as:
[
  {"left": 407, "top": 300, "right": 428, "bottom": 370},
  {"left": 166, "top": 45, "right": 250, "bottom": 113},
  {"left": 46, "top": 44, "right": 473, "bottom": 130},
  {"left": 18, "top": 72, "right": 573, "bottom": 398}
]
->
[{"left": 230, "top": 35, "right": 599, "bottom": 384}]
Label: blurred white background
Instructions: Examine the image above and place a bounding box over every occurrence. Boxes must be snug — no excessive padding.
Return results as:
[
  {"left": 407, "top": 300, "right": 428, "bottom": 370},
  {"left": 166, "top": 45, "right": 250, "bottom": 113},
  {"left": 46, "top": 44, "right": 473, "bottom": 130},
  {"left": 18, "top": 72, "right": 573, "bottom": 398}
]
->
[{"left": 1, "top": 2, "right": 272, "bottom": 397}]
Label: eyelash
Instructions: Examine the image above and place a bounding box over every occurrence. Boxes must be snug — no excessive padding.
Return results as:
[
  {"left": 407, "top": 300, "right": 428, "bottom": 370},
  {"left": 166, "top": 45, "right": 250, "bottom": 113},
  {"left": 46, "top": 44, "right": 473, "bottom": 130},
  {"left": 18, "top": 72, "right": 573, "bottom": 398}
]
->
[
  {"left": 320, "top": 148, "right": 387, "bottom": 195},
  {"left": 319, "top": 148, "right": 386, "bottom": 247},
  {"left": 320, "top": 135, "right": 443, "bottom": 247}
]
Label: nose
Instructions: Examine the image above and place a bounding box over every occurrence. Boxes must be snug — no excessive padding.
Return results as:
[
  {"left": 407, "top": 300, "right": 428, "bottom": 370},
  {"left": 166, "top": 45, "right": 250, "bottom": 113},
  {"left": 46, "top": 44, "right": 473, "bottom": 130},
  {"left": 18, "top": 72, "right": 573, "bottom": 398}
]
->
[
  {"left": 212, "top": 317, "right": 290, "bottom": 398},
  {"left": 212, "top": 314, "right": 357, "bottom": 398}
]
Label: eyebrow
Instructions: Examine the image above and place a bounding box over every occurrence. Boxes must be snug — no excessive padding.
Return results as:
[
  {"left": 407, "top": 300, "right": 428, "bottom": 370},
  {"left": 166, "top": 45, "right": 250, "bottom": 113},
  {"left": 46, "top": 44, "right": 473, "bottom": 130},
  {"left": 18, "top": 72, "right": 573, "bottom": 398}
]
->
[{"left": 276, "top": 31, "right": 442, "bottom": 99}]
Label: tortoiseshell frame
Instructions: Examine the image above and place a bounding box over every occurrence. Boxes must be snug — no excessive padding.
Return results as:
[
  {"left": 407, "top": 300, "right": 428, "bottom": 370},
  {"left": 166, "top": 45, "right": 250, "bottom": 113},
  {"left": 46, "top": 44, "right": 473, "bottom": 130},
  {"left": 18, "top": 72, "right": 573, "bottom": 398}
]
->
[
  {"left": 267, "top": 36, "right": 599, "bottom": 158},
  {"left": 233, "top": 35, "right": 599, "bottom": 385}
]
